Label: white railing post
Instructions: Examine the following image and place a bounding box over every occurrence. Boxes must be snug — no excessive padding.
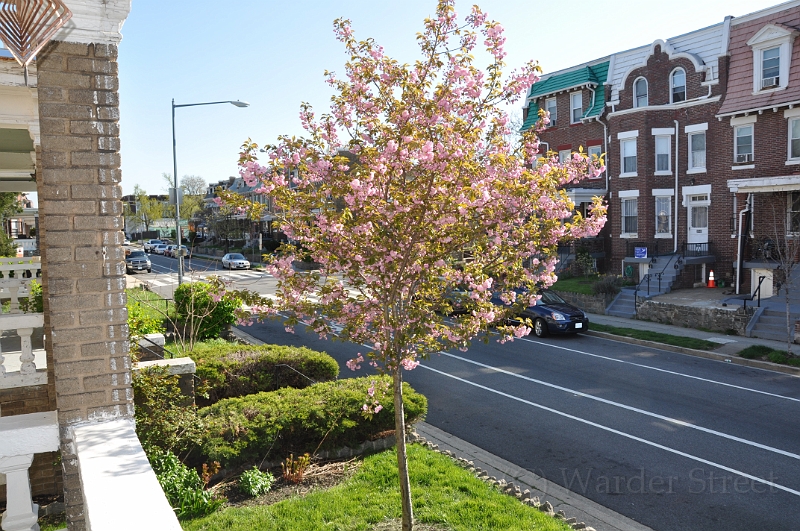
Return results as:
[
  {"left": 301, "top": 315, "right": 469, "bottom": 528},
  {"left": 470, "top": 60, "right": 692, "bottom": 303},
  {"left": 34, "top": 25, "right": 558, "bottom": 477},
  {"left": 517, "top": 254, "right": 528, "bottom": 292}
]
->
[
  {"left": 16, "top": 329, "right": 34, "bottom": 377},
  {"left": 0, "top": 454, "right": 38, "bottom": 531}
]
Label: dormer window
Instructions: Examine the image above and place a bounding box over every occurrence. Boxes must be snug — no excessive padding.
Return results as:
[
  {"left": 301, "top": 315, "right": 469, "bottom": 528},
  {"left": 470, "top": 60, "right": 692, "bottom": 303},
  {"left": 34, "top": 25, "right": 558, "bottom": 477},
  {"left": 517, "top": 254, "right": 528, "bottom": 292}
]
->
[
  {"left": 761, "top": 47, "right": 780, "bottom": 89},
  {"left": 671, "top": 68, "right": 686, "bottom": 103},
  {"left": 634, "top": 78, "right": 648, "bottom": 107},
  {"left": 747, "top": 24, "right": 799, "bottom": 93},
  {"left": 570, "top": 91, "right": 583, "bottom": 124}
]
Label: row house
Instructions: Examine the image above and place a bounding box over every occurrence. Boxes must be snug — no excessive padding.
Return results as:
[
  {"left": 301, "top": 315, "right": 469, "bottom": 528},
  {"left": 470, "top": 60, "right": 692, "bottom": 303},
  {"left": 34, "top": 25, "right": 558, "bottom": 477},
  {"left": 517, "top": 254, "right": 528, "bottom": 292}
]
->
[{"left": 525, "top": 0, "right": 800, "bottom": 301}]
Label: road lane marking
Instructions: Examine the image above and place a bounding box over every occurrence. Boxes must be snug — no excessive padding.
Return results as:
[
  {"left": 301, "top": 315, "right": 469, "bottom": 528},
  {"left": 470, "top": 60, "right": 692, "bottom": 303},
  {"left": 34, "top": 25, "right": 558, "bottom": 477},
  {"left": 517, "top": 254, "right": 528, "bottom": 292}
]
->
[
  {"left": 420, "top": 363, "right": 800, "bottom": 497},
  {"left": 518, "top": 337, "right": 800, "bottom": 403},
  {"left": 435, "top": 351, "right": 800, "bottom": 461}
]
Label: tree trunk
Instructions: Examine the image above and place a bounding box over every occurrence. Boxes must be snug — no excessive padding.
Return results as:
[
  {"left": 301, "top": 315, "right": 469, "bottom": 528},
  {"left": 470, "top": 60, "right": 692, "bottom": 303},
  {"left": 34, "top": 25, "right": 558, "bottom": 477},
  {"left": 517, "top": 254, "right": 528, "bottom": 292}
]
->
[
  {"left": 393, "top": 366, "right": 414, "bottom": 531},
  {"left": 787, "top": 287, "right": 793, "bottom": 356}
]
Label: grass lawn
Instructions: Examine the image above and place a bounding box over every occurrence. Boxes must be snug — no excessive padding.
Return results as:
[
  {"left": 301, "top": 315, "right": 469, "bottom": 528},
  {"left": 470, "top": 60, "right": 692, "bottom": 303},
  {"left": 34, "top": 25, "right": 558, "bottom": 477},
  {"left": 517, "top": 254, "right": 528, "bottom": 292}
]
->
[
  {"left": 590, "top": 323, "right": 719, "bottom": 351},
  {"left": 550, "top": 275, "right": 599, "bottom": 295},
  {"left": 127, "top": 286, "right": 175, "bottom": 320},
  {"left": 738, "top": 345, "right": 800, "bottom": 367},
  {"left": 182, "top": 445, "right": 572, "bottom": 531}
]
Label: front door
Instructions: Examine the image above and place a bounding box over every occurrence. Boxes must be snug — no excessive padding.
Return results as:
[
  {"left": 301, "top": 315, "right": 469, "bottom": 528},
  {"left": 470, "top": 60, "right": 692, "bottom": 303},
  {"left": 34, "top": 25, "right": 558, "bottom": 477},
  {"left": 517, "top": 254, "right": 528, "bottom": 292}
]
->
[{"left": 687, "top": 194, "right": 709, "bottom": 245}]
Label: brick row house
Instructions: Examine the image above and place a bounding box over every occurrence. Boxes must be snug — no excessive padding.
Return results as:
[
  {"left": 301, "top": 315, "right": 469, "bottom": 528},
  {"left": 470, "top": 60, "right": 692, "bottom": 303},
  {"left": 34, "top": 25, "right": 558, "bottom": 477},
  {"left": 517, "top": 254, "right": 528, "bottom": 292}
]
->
[
  {"left": 524, "top": 0, "right": 800, "bottom": 317},
  {"left": 0, "top": 1, "right": 181, "bottom": 530}
]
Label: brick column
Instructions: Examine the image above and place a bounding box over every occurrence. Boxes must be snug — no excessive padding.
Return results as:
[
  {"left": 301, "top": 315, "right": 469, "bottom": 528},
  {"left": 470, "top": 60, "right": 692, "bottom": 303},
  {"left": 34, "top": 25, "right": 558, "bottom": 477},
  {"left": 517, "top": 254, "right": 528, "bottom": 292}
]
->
[{"left": 36, "top": 40, "right": 130, "bottom": 530}]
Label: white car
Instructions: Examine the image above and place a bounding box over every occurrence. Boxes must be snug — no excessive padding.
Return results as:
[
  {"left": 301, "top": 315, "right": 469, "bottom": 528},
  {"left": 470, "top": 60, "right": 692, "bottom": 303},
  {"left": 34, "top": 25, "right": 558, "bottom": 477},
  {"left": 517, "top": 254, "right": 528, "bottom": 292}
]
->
[
  {"left": 143, "top": 239, "right": 163, "bottom": 252},
  {"left": 222, "top": 253, "right": 250, "bottom": 270},
  {"left": 153, "top": 244, "right": 168, "bottom": 255}
]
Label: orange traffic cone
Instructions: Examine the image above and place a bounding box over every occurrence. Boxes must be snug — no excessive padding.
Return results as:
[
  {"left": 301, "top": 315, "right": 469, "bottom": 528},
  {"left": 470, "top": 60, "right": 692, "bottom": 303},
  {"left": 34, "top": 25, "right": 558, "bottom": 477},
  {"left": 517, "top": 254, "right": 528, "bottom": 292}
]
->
[{"left": 707, "top": 270, "right": 716, "bottom": 288}]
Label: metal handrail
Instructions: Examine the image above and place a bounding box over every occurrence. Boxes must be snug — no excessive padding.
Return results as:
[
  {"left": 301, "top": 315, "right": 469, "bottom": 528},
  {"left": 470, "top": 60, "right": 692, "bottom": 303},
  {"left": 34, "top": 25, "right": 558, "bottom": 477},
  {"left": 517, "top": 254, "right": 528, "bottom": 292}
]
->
[
  {"left": 633, "top": 254, "right": 678, "bottom": 312},
  {"left": 743, "top": 275, "right": 767, "bottom": 310},
  {"left": 135, "top": 334, "right": 177, "bottom": 360}
]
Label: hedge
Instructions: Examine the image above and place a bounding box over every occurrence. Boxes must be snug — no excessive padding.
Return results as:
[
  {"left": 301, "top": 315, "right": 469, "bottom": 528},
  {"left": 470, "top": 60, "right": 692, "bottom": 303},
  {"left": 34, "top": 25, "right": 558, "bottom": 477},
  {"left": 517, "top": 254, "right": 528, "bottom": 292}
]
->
[
  {"left": 191, "top": 342, "right": 339, "bottom": 406},
  {"left": 199, "top": 375, "right": 427, "bottom": 466}
]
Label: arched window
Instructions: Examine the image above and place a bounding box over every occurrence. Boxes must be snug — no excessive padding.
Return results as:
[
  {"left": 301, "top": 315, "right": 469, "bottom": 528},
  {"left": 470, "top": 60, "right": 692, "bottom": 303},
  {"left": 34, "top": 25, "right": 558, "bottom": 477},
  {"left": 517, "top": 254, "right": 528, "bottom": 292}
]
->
[
  {"left": 671, "top": 68, "right": 686, "bottom": 103},
  {"left": 634, "top": 77, "right": 648, "bottom": 107}
]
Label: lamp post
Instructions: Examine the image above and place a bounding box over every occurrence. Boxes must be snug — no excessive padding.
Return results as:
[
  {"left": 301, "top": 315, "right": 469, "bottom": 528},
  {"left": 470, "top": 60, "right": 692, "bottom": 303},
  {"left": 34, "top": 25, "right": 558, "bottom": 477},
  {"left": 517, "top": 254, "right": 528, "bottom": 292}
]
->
[{"left": 172, "top": 99, "right": 249, "bottom": 285}]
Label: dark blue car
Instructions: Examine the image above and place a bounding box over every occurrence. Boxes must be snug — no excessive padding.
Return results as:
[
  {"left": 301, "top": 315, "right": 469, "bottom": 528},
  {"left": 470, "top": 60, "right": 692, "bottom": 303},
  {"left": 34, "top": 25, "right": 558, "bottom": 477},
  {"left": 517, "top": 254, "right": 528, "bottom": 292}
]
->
[{"left": 492, "top": 289, "right": 589, "bottom": 338}]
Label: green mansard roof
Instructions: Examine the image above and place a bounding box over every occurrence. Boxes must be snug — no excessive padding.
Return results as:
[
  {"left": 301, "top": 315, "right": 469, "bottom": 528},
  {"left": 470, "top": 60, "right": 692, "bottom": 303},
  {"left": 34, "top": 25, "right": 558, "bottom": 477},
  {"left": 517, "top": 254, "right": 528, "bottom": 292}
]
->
[{"left": 521, "top": 60, "right": 610, "bottom": 131}]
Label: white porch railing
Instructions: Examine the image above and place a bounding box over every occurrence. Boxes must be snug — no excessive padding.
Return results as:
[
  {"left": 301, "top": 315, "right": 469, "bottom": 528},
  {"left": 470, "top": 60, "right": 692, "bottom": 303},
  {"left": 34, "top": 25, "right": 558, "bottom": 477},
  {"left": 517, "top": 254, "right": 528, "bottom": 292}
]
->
[{"left": 0, "top": 257, "right": 45, "bottom": 390}]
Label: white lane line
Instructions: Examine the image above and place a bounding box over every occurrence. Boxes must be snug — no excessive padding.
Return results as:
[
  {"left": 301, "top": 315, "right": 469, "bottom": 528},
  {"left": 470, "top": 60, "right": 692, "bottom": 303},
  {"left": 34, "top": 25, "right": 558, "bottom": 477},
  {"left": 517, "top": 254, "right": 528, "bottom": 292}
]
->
[
  {"left": 420, "top": 363, "right": 800, "bottom": 497},
  {"left": 518, "top": 337, "right": 800, "bottom": 403},
  {"left": 437, "top": 351, "right": 800, "bottom": 461}
]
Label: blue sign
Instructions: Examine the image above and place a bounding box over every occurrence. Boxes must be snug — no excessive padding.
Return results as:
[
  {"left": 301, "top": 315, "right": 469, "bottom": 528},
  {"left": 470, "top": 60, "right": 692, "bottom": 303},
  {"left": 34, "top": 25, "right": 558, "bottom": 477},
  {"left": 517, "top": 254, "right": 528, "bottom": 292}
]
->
[{"left": 634, "top": 247, "right": 648, "bottom": 259}]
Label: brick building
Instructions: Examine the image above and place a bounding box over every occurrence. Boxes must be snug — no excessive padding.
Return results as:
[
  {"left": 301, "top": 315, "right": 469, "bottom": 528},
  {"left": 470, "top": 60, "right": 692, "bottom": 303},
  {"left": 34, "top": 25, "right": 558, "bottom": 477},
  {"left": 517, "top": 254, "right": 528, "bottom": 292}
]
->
[
  {"left": 0, "top": 1, "right": 180, "bottom": 530},
  {"left": 524, "top": 1, "right": 800, "bottom": 308}
]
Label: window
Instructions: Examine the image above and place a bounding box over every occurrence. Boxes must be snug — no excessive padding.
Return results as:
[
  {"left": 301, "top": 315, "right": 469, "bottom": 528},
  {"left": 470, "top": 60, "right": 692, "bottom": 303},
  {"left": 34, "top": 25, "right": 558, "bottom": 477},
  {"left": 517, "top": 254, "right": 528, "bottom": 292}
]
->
[
  {"left": 789, "top": 192, "right": 800, "bottom": 233},
  {"left": 545, "top": 97, "right": 557, "bottom": 127},
  {"left": 655, "top": 136, "right": 671, "bottom": 173},
  {"left": 587, "top": 145, "right": 603, "bottom": 177},
  {"left": 762, "top": 47, "right": 780, "bottom": 89},
  {"left": 790, "top": 118, "right": 800, "bottom": 160},
  {"left": 570, "top": 92, "right": 583, "bottom": 124},
  {"left": 671, "top": 69, "right": 686, "bottom": 103},
  {"left": 559, "top": 149, "right": 571, "bottom": 163},
  {"left": 735, "top": 125, "right": 754, "bottom": 163},
  {"left": 634, "top": 78, "right": 648, "bottom": 107},
  {"left": 622, "top": 198, "right": 638, "bottom": 234},
  {"left": 621, "top": 139, "right": 637, "bottom": 175},
  {"left": 655, "top": 197, "right": 671, "bottom": 235},
  {"left": 689, "top": 132, "right": 706, "bottom": 170}
]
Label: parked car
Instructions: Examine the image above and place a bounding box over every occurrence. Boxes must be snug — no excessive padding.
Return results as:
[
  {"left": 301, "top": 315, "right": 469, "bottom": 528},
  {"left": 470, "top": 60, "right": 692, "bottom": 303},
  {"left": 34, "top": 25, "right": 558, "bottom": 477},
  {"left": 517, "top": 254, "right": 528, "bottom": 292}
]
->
[
  {"left": 143, "top": 239, "right": 163, "bottom": 252},
  {"left": 221, "top": 253, "right": 250, "bottom": 270},
  {"left": 164, "top": 245, "right": 177, "bottom": 257},
  {"left": 153, "top": 244, "right": 168, "bottom": 255},
  {"left": 491, "top": 289, "right": 588, "bottom": 338},
  {"left": 173, "top": 245, "right": 191, "bottom": 258},
  {"left": 123, "top": 238, "right": 131, "bottom": 246},
  {"left": 125, "top": 250, "right": 151, "bottom": 274}
]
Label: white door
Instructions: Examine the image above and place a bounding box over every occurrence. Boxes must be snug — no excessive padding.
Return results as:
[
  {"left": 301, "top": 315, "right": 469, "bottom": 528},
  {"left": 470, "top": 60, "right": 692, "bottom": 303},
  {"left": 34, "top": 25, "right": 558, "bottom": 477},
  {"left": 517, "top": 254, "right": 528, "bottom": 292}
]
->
[{"left": 687, "top": 194, "right": 709, "bottom": 245}]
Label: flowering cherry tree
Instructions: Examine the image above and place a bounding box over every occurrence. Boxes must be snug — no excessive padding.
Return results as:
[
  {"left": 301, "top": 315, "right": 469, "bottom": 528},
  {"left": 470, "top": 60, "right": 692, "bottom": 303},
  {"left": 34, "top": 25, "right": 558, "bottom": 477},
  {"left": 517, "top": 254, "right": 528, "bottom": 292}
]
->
[{"left": 222, "top": 2, "right": 605, "bottom": 528}]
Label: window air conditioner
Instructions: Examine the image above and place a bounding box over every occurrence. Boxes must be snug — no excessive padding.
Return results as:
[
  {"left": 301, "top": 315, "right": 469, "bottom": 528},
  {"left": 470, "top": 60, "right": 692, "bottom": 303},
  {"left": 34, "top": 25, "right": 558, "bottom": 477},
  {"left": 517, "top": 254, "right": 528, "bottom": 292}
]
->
[
  {"left": 762, "top": 76, "right": 779, "bottom": 89},
  {"left": 736, "top": 153, "right": 753, "bottom": 163}
]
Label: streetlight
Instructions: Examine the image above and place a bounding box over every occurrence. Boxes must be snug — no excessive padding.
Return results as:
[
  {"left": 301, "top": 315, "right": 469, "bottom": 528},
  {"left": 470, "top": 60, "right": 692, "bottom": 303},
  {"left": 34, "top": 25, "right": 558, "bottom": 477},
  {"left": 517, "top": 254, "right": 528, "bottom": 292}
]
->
[{"left": 172, "top": 99, "right": 249, "bottom": 285}]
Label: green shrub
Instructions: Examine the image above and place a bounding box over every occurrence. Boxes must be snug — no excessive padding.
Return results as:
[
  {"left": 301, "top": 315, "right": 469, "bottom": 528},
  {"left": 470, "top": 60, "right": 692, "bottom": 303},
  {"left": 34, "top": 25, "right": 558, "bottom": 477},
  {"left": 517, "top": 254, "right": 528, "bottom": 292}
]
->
[
  {"left": 238, "top": 466, "right": 274, "bottom": 497},
  {"left": 200, "top": 376, "right": 427, "bottom": 467},
  {"left": 768, "top": 351, "right": 789, "bottom": 365},
  {"left": 174, "top": 281, "right": 240, "bottom": 341},
  {"left": 191, "top": 342, "right": 339, "bottom": 406},
  {"left": 592, "top": 274, "right": 623, "bottom": 296},
  {"left": 738, "top": 345, "right": 775, "bottom": 359},
  {"left": 148, "top": 448, "right": 225, "bottom": 520},
  {"left": 127, "top": 300, "right": 166, "bottom": 338},
  {"left": 132, "top": 365, "right": 203, "bottom": 457}
]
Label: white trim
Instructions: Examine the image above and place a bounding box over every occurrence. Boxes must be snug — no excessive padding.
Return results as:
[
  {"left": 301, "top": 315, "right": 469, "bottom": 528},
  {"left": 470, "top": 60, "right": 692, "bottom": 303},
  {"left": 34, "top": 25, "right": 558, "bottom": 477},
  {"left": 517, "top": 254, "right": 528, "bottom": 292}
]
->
[
  {"left": 747, "top": 24, "right": 798, "bottom": 94},
  {"left": 785, "top": 107, "right": 800, "bottom": 119},
  {"left": 686, "top": 168, "right": 707, "bottom": 175},
  {"left": 617, "top": 39, "right": 707, "bottom": 93},
  {"left": 652, "top": 188, "right": 675, "bottom": 196},
  {"left": 654, "top": 135, "right": 671, "bottom": 173},
  {"left": 618, "top": 189, "right": 639, "bottom": 198},
  {"left": 617, "top": 130, "right": 639, "bottom": 140},
  {"left": 651, "top": 128, "right": 675, "bottom": 136},
  {"left": 545, "top": 97, "right": 558, "bottom": 127},
  {"left": 684, "top": 123, "right": 708, "bottom": 133},
  {"left": 633, "top": 77, "right": 648, "bottom": 108},
  {"left": 731, "top": 1, "right": 800, "bottom": 26},
  {"left": 728, "top": 174, "right": 800, "bottom": 193},
  {"left": 608, "top": 95, "right": 720, "bottom": 118},
  {"left": 732, "top": 164, "right": 755, "bottom": 170},
  {"left": 619, "top": 233, "right": 639, "bottom": 239},
  {"left": 682, "top": 184, "right": 711, "bottom": 207},
  {"left": 788, "top": 115, "right": 800, "bottom": 162},
  {"left": 570, "top": 90, "right": 583, "bottom": 124},
  {"left": 786, "top": 160, "right": 800, "bottom": 166},
  {"left": 54, "top": 0, "right": 132, "bottom": 46},
  {"left": 670, "top": 67, "right": 687, "bottom": 104},
  {"left": 730, "top": 115, "right": 757, "bottom": 126}
]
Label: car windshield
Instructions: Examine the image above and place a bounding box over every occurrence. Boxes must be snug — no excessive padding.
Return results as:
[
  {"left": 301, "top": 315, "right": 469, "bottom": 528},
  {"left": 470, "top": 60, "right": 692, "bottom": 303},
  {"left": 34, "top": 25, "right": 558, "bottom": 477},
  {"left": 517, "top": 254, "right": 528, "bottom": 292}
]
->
[
  {"left": 538, "top": 290, "right": 567, "bottom": 305},
  {"left": 128, "top": 251, "right": 146, "bottom": 259},
  {"left": 228, "top": 254, "right": 246, "bottom": 260}
]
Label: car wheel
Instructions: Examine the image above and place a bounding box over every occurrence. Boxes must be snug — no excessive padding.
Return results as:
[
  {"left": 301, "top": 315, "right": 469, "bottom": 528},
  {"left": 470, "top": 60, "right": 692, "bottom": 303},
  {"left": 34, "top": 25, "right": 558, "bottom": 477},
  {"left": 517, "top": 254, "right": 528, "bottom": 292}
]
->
[
  {"left": 146, "top": 268, "right": 151, "bottom": 273},
  {"left": 533, "top": 318, "right": 548, "bottom": 338}
]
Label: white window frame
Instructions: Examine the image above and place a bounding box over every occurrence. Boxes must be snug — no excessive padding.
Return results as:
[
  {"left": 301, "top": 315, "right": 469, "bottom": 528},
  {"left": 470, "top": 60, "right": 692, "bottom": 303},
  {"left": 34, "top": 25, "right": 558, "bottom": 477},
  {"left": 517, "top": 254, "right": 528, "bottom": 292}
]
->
[
  {"left": 587, "top": 145, "right": 603, "bottom": 179},
  {"left": 747, "top": 24, "right": 798, "bottom": 93},
  {"left": 570, "top": 91, "right": 583, "bottom": 124},
  {"left": 619, "top": 190, "right": 639, "bottom": 238},
  {"left": 653, "top": 191, "right": 673, "bottom": 238},
  {"left": 633, "top": 77, "right": 648, "bottom": 108},
  {"left": 670, "top": 68, "right": 687, "bottom": 103},
  {"left": 545, "top": 97, "right": 558, "bottom": 128},
  {"left": 559, "top": 149, "right": 571, "bottom": 163},
  {"left": 734, "top": 124, "right": 754, "bottom": 163},
  {"left": 652, "top": 128, "right": 674, "bottom": 175},
  {"left": 788, "top": 191, "right": 800, "bottom": 235},
  {"left": 786, "top": 108, "right": 800, "bottom": 164},
  {"left": 617, "top": 130, "right": 639, "bottom": 178},
  {"left": 685, "top": 123, "right": 708, "bottom": 174}
]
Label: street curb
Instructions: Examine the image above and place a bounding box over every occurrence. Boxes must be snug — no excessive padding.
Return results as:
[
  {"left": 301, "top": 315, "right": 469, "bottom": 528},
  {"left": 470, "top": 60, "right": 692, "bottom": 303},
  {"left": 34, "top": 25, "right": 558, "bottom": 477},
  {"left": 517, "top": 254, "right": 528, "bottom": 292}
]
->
[{"left": 585, "top": 330, "right": 800, "bottom": 377}]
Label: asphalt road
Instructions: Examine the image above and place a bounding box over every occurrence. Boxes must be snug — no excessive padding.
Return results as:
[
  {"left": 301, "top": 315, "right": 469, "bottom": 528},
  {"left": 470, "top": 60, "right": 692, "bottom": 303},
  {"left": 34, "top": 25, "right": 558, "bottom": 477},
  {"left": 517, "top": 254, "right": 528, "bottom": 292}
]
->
[{"left": 239, "top": 316, "right": 800, "bottom": 531}]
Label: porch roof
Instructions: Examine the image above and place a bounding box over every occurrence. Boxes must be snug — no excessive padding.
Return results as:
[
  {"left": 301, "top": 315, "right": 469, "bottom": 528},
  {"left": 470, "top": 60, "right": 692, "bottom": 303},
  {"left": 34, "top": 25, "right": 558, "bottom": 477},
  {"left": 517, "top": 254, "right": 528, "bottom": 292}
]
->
[{"left": 727, "top": 175, "right": 800, "bottom": 193}]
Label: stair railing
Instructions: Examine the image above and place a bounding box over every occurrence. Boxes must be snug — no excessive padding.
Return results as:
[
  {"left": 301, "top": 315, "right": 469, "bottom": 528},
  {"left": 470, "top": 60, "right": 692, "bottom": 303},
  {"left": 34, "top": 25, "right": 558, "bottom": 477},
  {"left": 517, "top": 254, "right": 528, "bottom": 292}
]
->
[{"left": 743, "top": 275, "right": 767, "bottom": 310}]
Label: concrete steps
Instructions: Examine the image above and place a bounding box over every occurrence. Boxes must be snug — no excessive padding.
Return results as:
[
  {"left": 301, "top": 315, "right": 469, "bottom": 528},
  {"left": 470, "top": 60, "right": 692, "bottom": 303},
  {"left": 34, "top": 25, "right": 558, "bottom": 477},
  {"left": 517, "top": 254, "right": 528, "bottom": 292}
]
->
[
  {"left": 605, "top": 254, "right": 684, "bottom": 318},
  {"left": 606, "top": 289, "right": 636, "bottom": 318},
  {"left": 749, "top": 308, "right": 799, "bottom": 342}
]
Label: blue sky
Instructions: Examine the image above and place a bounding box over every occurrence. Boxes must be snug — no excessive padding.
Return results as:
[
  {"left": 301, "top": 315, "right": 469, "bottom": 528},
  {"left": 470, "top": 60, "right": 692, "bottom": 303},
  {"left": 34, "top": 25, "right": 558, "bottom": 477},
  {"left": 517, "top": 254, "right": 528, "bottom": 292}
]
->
[{"left": 118, "top": 0, "right": 783, "bottom": 195}]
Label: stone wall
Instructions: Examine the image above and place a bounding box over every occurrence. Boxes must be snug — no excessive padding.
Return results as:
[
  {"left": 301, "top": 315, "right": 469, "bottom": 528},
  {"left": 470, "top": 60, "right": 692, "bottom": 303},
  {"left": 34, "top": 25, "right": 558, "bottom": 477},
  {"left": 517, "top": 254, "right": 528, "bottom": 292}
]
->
[
  {"left": 552, "top": 290, "right": 612, "bottom": 315},
  {"left": 636, "top": 300, "right": 753, "bottom": 335}
]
